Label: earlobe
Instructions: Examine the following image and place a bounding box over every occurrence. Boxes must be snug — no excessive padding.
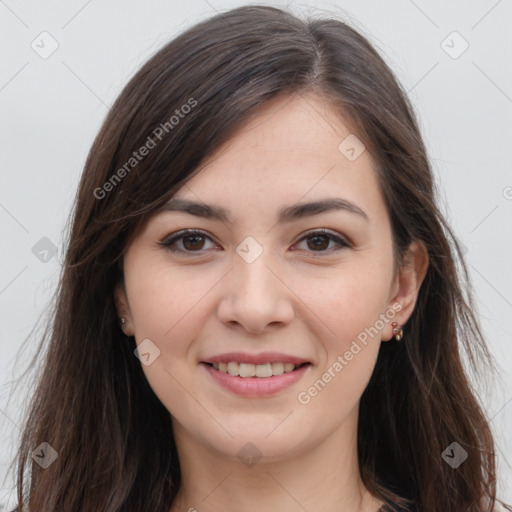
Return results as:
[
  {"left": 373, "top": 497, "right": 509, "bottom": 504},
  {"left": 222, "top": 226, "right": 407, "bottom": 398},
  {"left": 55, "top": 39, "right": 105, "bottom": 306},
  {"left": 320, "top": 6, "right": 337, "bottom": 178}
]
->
[
  {"left": 384, "top": 240, "right": 429, "bottom": 342},
  {"left": 114, "top": 283, "right": 134, "bottom": 336}
]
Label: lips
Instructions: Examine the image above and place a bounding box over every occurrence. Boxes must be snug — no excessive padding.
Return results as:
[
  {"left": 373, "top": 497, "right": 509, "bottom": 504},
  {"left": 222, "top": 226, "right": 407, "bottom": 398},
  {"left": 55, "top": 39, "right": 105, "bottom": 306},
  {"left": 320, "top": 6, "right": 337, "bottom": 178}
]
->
[
  {"left": 200, "top": 352, "right": 312, "bottom": 396},
  {"left": 203, "top": 352, "right": 310, "bottom": 366}
]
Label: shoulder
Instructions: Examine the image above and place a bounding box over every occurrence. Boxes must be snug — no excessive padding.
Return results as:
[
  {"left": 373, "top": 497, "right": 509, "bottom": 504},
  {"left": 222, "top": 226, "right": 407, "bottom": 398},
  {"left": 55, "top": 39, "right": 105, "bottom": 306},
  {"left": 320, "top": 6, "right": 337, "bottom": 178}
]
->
[{"left": 494, "top": 502, "right": 512, "bottom": 512}]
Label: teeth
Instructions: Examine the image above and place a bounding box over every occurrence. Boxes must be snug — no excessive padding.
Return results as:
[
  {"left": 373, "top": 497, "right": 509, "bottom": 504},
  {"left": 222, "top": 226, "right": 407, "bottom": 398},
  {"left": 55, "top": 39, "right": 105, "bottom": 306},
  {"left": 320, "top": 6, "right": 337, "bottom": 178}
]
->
[
  {"left": 227, "top": 362, "right": 238, "bottom": 376},
  {"left": 239, "top": 363, "right": 256, "bottom": 377},
  {"left": 211, "top": 361, "right": 301, "bottom": 377},
  {"left": 271, "top": 362, "right": 284, "bottom": 375},
  {"left": 283, "top": 363, "right": 295, "bottom": 372},
  {"left": 255, "top": 363, "right": 272, "bottom": 378}
]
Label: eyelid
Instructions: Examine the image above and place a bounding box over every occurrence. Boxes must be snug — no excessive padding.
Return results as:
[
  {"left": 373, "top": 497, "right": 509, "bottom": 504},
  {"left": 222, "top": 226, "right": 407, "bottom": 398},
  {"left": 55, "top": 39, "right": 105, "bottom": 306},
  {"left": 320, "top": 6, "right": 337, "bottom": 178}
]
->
[
  {"left": 295, "top": 228, "right": 351, "bottom": 251},
  {"left": 159, "top": 228, "right": 351, "bottom": 255},
  {"left": 159, "top": 229, "right": 219, "bottom": 253}
]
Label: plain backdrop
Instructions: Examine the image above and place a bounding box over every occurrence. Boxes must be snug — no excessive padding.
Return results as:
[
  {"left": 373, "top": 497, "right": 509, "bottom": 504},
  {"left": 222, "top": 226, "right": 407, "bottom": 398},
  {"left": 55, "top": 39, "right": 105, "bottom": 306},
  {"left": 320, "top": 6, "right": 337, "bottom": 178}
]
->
[{"left": 1, "top": 0, "right": 511, "bottom": 508}]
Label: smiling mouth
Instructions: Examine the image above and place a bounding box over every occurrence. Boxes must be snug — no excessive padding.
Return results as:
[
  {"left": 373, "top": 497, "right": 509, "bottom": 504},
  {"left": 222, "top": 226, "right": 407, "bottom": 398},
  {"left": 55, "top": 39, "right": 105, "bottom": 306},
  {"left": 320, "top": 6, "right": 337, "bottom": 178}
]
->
[{"left": 204, "top": 361, "right": 311, "bottom": 378}]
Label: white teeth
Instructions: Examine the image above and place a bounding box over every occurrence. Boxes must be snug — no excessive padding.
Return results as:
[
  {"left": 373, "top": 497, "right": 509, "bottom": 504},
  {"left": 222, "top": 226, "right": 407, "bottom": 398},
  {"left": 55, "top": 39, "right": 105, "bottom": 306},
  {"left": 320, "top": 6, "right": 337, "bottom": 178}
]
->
[
  {"left": 227, "top": 362, "right": 238, "bottom": 376},
  {"left": 283, "top": 363, "right": 295, "bottom": 372},
  {"left": 255, "top": 363, "right": 272, "bottom": 378},
  {"left": 211, "top": 361, "right": 302, "bottom": 377},
  {"left": 271, "top": 362, "right": 284, "bottom": 375},
  {"left": 239, "top": 363, "right": 256, "bottom": 377}
]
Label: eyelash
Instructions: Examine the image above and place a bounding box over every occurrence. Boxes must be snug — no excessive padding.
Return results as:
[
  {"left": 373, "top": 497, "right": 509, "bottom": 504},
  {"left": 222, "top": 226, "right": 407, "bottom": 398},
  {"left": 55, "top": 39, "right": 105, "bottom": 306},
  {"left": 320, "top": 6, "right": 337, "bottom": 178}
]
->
[{"left": 159, "top": 229, "right": 351, "bottom": 256}]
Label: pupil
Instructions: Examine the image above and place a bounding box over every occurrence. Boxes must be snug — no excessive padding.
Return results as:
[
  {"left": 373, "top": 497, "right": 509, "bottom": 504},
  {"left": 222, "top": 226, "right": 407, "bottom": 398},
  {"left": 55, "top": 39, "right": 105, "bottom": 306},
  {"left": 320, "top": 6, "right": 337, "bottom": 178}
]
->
[
  {"left": 308, "top": 235, "right": 328, "bottom": 251},
  {"left": 184, "top": 235, "right": 204, "bottom": 250}
]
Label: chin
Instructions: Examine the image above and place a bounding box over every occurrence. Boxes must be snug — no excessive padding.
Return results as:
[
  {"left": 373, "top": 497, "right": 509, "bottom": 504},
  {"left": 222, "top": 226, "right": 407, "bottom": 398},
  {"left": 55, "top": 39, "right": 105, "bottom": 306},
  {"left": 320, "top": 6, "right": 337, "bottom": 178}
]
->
[{"left": 212, "top": 423, "right": 315, "bottom": 462}]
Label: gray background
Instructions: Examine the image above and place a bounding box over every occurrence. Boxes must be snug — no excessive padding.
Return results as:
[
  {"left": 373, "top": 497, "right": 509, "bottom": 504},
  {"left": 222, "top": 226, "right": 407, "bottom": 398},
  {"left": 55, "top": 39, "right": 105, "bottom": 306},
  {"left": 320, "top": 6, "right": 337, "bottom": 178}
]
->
[{"left": 1, "top": 0, "right": 511, "bottom": 508}]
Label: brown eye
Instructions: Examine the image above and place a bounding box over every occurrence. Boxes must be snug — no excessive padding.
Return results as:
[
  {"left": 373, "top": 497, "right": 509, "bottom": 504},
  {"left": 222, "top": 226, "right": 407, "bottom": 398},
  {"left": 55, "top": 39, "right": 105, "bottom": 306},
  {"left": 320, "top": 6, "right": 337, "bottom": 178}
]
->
[
  {"left": 182, "top": 234, "right": 206, "bottom": 251},
  {"left": 160, "top": 228, "right": 350, "bottom": 257},
  {"left": 295, "top": 230, "right": 350, "bottom": 253},
  {"left": 160, "top": 230, "right": 216, "bottom": 254},
  {"left": 306, "top": 234, "right": 330, "bottom": 251}
]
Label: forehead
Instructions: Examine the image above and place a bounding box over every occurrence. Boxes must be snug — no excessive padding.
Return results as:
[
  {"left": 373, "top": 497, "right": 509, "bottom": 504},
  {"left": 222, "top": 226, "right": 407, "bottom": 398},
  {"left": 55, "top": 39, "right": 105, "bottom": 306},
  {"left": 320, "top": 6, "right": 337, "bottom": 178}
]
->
[
  {"left": 171, "top": 93, "right": 383, "bottom": 220},
  {"left": 196, "top": 93, "right": 365, "bottom": 171}
]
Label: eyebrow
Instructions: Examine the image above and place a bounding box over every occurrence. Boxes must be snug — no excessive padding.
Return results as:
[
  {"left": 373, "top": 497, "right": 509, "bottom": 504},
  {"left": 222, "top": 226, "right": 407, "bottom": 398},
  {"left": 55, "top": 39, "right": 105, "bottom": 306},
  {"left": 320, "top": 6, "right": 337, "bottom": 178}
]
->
[{"left": 160, "top": 197, "right": 369, "bottom": 224}]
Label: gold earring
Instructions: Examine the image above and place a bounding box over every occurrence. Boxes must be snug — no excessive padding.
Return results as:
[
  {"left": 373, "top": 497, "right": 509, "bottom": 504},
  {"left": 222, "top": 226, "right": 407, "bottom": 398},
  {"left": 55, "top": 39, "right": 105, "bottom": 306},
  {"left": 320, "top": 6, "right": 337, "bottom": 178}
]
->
[{"left": 391, "top": 322, "right": 403, "bottom": 341}]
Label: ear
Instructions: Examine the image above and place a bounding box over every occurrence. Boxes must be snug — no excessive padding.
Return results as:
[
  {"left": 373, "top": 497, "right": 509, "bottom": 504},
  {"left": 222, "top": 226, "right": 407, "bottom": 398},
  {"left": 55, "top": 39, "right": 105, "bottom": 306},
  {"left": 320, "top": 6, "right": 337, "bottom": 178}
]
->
[
  {"left": 383, "top": 240, "right": 429, "bottom": 341},
  {"left": 114, "top": 282, "right": 135, "bottom": 336}
]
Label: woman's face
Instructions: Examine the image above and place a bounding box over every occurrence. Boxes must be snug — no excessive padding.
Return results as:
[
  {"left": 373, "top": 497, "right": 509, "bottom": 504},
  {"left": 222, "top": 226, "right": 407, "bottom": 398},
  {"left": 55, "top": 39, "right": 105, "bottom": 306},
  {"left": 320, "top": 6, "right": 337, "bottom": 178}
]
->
[{"left": 116, "top": 93, "right": 425, "bottom": 461}]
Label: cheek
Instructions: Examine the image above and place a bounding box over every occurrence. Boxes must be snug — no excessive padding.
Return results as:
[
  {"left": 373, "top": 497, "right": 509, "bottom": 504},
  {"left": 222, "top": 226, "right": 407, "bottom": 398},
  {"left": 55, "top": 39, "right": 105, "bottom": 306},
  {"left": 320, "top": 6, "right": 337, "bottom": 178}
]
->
[
  {"left": 123, "top": 265, "right": 207, "bottom": 416},
  {"left": 301, "top": 266, "right": 391, "bottom": 349},
  {"left": 125, "top": 259, "right": 210, "bottom": 341},
  {"left": 295, "top": 281, "right": 385, "bottom": 420}
]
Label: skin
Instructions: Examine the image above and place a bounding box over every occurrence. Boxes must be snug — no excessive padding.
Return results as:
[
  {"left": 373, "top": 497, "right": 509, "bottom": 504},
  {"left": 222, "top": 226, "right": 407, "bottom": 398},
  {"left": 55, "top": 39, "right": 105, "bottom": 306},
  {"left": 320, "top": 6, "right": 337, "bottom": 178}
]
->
[{"left": 115, "top": 93, "right": 429, "bottom": 512}]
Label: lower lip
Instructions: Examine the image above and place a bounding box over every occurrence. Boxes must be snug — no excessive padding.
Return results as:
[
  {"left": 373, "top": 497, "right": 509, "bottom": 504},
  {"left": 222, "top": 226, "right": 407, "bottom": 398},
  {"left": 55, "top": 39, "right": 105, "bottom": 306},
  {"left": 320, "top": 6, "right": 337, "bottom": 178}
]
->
[{"left": 201, "top": 363, "right": 311, "bottom": 397}]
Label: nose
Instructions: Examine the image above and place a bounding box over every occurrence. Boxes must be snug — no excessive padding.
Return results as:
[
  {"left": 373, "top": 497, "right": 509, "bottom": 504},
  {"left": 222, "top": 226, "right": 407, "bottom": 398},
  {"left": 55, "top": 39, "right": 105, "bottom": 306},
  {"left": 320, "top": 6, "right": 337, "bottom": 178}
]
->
[{"left": 217, "top": 250, "right": 294, "bottom": 335}]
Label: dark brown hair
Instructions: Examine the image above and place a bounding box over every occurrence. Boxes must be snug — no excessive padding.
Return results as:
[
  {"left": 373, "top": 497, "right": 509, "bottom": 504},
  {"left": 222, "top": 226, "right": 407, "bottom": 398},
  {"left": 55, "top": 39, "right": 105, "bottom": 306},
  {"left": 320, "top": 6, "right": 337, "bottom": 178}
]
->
[{"left": 8, "top": 4, "right": 510, "bottom": 511}]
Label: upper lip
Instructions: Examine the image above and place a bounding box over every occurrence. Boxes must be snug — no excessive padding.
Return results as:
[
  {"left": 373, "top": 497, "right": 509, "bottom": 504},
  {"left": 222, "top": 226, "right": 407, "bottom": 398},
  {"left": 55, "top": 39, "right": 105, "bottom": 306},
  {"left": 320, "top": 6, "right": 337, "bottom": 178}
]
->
[{"left": 202, "top": 352, "right": 310, "bottom": 366}]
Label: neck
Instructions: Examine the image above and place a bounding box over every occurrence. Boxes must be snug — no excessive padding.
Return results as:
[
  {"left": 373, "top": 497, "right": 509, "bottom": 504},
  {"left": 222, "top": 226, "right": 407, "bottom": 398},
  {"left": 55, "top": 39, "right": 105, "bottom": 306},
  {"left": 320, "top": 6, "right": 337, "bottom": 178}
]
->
[{"left": 170, "top": 409, "right": 384, "bottom": 512}]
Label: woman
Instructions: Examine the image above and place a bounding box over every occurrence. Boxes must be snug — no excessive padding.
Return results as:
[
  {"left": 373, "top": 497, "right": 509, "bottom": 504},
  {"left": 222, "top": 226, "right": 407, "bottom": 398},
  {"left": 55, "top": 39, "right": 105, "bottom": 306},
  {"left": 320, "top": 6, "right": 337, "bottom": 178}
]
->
[{"left": 9, "top": 4, "right": 510, "bottom": 511}]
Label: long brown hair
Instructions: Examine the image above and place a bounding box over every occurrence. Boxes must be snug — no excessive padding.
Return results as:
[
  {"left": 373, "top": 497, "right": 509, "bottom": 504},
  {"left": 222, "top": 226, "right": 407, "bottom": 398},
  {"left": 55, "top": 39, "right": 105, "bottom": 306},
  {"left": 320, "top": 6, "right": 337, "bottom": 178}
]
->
[{"left": 8, "top": 4, "right": 510, "bottom": 511}]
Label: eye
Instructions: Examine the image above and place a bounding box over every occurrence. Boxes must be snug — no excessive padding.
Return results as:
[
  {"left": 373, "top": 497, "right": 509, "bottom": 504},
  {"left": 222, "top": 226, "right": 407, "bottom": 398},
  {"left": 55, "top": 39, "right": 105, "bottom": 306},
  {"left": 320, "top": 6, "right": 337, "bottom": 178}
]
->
[
  {"left": 160, "top": 229, "right": 217, "bottom": 254},
  {"left": 294, "top": 229, "right": 350, "bottom": 254},
  {"left": 159, "top": 228, "right": 350, "bottom": 256}
]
